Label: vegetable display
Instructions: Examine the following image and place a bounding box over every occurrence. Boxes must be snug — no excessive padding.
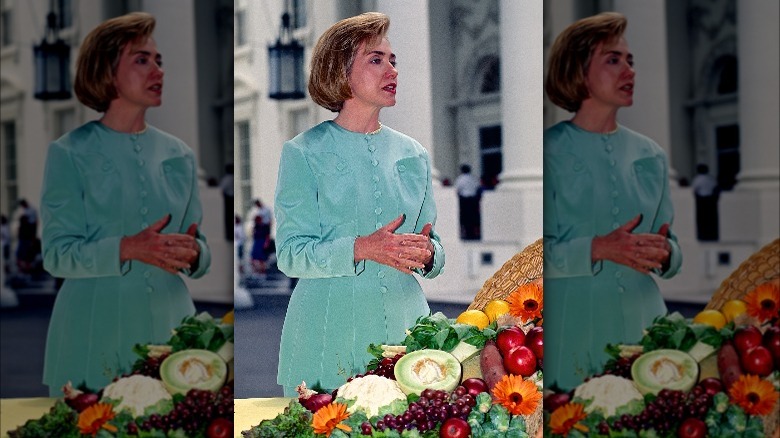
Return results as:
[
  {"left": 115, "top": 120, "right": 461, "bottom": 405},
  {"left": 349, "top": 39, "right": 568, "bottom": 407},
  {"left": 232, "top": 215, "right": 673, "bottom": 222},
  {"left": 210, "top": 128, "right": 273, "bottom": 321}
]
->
[
  {"left": 544, "top": 280, "right": 780, "bottom": 437},
  {"left": 9, "top": 311, "right": 235, "bottom": 438},
  {"left": 242, "top": 283, "right": 545, "bottom": 437}
]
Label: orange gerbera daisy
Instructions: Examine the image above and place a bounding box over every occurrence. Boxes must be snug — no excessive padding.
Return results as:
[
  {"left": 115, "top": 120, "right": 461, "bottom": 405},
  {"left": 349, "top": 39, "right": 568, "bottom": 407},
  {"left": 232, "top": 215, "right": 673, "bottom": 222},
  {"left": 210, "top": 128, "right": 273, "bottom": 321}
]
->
[
  {"left": 549, "top": 402, "right": 589, "bottom": 436},
  {"left": 729, "top": 374, "right": 780, "bottom": 416},
  {"left": 744, "top": 282, "right": 780, "bottom": 323},
  {"left": 77, "top": 402, "right": 118, "bottom": 436},
  {"left": 507, "top": 283, "right": 543, "bottom": 322},
  {"left": 491, "top": 374, "right": 542, "bottom": 416},
  {"left": 311, "top": 402, "right": 352, "bottom": 437}
]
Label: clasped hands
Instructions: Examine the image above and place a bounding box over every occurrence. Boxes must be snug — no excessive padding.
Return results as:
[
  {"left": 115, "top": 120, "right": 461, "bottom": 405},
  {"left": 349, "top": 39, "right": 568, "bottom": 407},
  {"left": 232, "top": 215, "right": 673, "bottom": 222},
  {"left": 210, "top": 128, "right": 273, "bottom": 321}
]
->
[
  {"left": 591, "top": 214, "right": 672, "bottom": 274},
  {"left": 120, "top": 214, "right": 200, "bottom": 274},
  {"left": 355, "top": 214, "right": 434, "bottom": 274}
]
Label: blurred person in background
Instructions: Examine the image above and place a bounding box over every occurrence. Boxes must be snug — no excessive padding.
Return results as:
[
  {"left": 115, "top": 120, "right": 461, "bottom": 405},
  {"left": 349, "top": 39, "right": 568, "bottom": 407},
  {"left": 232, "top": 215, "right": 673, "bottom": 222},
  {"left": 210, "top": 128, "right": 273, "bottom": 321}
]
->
[
  {"left": 691, "top": 163, "right": 720, "bottom": 241},
  {"left": 455, "top": 164, "right": 482, "bottom": 240}
]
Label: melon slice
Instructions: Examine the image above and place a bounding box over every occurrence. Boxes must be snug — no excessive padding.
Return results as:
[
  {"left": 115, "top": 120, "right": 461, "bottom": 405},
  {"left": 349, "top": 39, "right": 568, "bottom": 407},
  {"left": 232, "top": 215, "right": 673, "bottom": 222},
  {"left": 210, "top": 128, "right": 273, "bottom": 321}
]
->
[
  {"left": 160, "top": 349, "right": 227, "bottom": 395},
  {"left": 393, "top": 349, "right": 462, "bottom": 395},
  {"left": 630, "top": 349, "right": 699, "bottom": 395}
]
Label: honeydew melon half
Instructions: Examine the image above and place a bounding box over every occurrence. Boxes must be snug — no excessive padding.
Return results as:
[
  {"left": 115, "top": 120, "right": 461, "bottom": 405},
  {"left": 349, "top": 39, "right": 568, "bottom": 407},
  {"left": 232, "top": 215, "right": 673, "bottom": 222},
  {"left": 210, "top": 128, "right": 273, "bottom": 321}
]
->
[
  {"left": 160, "top": 349, "right": 227, "bottom": 395},
  {"left": 630, "top": 349, "right": 699, "bottom": 395},
  {"left": 393, "top": 349, "right": 462, "bottom": 395}
]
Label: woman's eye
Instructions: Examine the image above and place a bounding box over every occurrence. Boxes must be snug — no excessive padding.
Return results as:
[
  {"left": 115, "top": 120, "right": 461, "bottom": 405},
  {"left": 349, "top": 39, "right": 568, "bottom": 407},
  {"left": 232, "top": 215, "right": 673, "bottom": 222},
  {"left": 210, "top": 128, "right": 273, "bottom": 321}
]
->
[
  {"left": 390, "top": 60, "right": 397, "bottom": 67},
  {"left": 136, "top": 57, "right": 147, "bottom": 64}
]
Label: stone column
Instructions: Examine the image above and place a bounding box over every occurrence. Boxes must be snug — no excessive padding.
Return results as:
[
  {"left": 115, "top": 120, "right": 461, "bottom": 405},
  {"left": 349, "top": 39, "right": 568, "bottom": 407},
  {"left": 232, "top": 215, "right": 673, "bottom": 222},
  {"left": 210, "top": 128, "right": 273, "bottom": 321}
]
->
[
  {"left": 735, "top": 0, "right": 780, "bottom": 191},
  {"left": 495, "top": 0, "right": 543, "bottom": 191},
  {"left": 613, "top": 1, "right": 673, "bottom": 157},
  {"left": 481, "top": 0, "right": 543, "bottom": 246},
  {"left": 377, "top": 0, "right": 437, "bottom": 178},
  {"left": 721, "top": 0, "right": 780, "bottom": 245}
]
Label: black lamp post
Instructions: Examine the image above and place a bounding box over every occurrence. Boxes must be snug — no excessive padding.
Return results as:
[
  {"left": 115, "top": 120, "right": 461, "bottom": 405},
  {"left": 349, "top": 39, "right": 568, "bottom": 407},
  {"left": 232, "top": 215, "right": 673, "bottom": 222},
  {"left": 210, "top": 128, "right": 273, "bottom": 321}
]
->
[
  {"left": 33, "top": 4, "right": 71, "bottom": 101},
  {"left": 268, "top": 11, "right": 305, "bottom": 100}
]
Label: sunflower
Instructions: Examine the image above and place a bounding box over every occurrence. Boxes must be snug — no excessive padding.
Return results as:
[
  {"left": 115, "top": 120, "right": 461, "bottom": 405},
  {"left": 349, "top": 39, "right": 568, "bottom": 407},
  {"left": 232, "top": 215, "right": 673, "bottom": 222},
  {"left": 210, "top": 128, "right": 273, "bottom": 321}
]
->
[
  {"left": 548, "top": 402, "right": 589, "bottom": 436},
  {"left": 744, "top": 282, "right": 780, "bottom": 323},
  {"left": 729, "top": 374, "right": 780, "bottom": 416},
  {"left": 77, "top": 402, "right": 118, "bottom": 436},
  {"left": 507, "top": 282, "right": 543, "bottom": 322},
  {"left": 491, "top": 374, "right": 542, "bottom": 416},
  {"left": 311, "top": 402, "right": 352, "bottom": 437}
]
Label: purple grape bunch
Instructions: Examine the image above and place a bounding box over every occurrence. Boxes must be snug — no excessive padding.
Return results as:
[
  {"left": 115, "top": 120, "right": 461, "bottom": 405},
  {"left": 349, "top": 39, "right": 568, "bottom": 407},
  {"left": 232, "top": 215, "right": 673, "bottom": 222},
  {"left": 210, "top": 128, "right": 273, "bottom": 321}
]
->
[
  {"left": 360, "top": 386, "right": 477, "bottom": 435},
  {"left": 134, "top": 385, "right": 234, "bottom": 435},
  {"left": 598, "top": 388, "right": 713, "bottom": 435}
]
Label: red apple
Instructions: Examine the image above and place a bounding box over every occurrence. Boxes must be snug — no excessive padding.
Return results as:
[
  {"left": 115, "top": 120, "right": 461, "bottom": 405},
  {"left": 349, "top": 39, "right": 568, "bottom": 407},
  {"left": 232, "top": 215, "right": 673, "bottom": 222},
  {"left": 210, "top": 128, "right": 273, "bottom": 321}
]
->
[
  {"left": 525, "top": 326, "right": 544, "bottom": 360},
  {"left": 740, "top": 345, "right": 774, "bottom": 377},
  {"left": 206, "top": 418, "right": 233, "bottom": 438},
  {"left": 678, "top": 417, "right": 707, "bottom": 438},
  {"left": 733, "top": 326, "right": 763, "bottom": 354},
  {"left": 697, "top": 377, "right": 724, "bottom": 397},
  {"left": 762, "top": 325, "right": 780, "bottom": 369},
  {"left": 543, "top": 392, "right": 570, "bottom": 413},
  {"left": 439, "top": 417, "right": 471, "bottom": 438},
  {"left": 461, "top": 378, "right": 489, "bottom": 397},
  {"left": 496, "top": 327, "right": 526, "bottom": 356},
  {"left": 504, "top": 345, "right": 537, "bottom": 377}
]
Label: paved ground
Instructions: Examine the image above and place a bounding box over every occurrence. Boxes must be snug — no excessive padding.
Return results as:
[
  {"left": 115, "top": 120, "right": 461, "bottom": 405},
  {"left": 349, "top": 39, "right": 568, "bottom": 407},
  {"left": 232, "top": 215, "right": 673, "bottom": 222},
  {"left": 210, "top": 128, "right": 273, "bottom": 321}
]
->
[
  {"left": 0, "top": 274, "right": 230, "bottom": 399},
  {"left": 1, "top": 267, "right": 704, "bottom": 400}
]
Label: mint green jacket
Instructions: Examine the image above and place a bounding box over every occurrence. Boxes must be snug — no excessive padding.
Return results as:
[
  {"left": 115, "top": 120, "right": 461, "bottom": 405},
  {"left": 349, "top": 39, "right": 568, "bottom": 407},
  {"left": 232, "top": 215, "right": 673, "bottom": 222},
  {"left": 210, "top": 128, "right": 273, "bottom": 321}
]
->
[
  {"left": 40, "top": 121, "right": 210, "bottom": 394},
  {"left": 275, "top": 121, "right": 444, "bottom": 392},
  {"left": 543, "top": 121, "right": 682, "bottom": 391}
]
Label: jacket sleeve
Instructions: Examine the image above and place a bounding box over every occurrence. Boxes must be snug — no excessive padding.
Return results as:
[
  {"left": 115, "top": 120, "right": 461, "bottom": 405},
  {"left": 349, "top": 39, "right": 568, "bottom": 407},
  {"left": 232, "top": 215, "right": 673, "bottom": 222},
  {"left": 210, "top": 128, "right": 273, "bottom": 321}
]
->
[
  {"left": 542, "top": 155, "right": 602, "bottom": 279},
  {"left": 179, "top": 151, "right": 211, "bottom": 279},
  {"left": 274, "top": 142, "right": 362, "bottom": 279},
  {"left": 40, "top": 143, "right": 126, "bottom": 278},
  {"left": 650, "top": 152, "right": 682, "bottom": 279},
  {"left": 413, "top": 148, "right": 444, "bottom": 279}
]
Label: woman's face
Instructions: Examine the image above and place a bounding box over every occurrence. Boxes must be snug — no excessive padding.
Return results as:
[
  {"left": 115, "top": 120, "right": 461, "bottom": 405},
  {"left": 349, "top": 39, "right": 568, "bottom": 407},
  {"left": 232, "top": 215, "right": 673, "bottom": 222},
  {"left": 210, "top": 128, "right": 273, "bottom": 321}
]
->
[
  {"left": 583, "top": 37, "right": 635, "bottom": 110},
  {"left": 111, "top": 37, "right": 164, "bottom": 111},
  {"left": 346, "top": 38, "right": 398, "bottom": 111}
]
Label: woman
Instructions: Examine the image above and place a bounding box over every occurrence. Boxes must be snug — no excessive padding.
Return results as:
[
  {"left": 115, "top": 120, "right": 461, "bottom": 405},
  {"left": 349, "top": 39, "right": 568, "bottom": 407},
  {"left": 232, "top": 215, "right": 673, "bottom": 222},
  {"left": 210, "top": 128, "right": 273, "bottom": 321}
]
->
[
  {"left": 40, "top": 12, "right": 210, "bottom": 395},
  {"left": 275, "top": 12, "right": 444, "bottom": 395},
  {"left": 543, "top": 12, "right": 682, "bottom": 391}
]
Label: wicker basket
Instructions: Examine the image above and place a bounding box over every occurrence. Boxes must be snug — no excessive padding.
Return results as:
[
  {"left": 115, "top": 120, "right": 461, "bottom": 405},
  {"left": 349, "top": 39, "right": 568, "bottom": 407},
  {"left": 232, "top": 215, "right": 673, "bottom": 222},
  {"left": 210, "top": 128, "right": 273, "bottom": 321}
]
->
[
  {"left": 466, "top": 238, "right": 544, "bottom": 435},
  {"left": 704, "top": 238, "right": 779, "bottom": 311},
  {"left": 468, "top": 238, "right": 543, "bottom": 312},
  {"left": 703, "top": 238, "right": 779, "bottom": 438}
]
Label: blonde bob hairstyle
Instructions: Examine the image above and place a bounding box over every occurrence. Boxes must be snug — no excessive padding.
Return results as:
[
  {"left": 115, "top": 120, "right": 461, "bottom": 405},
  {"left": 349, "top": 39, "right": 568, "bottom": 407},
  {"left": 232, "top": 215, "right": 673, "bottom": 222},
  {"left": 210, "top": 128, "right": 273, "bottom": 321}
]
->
[
  {"left": 308, "top": 12, "right": 390, "bottom": 112},
  {"left": 74, "top": 12, "right": 156, "bottom": 113},
  {"left": 545, "top": 12, "right": 627, "bottom": 113}
]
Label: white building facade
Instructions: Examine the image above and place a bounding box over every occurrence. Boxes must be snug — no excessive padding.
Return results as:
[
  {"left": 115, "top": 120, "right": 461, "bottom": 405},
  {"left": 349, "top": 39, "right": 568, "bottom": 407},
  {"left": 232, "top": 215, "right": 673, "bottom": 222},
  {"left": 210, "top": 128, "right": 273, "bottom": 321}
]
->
[{"left": 0, "top": 0, "right": 234, "bottom": 303}]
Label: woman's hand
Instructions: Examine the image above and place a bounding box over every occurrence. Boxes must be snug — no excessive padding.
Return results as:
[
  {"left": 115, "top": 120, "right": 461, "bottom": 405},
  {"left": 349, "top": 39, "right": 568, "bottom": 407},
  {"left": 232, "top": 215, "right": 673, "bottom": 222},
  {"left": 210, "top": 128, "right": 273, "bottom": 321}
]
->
[
  {"left": 120, "top": 214, "right": 200, "bottom": 274},
  {"left": 355, "top": 214, "right": 434, "bottom": 274},
  {"left": 591, "top": 214, "right": 671, "bottom": 274}
]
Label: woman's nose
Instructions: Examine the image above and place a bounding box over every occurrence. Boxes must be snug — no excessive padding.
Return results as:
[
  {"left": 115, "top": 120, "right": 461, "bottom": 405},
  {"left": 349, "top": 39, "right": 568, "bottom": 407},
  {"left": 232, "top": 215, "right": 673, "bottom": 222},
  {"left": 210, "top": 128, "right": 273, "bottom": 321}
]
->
[
  {"left": 623, "top": 63, "right": 635, "bottom": 78},
  {"left": 387, "top": 63, "right": 397, "bottom": 78}
]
